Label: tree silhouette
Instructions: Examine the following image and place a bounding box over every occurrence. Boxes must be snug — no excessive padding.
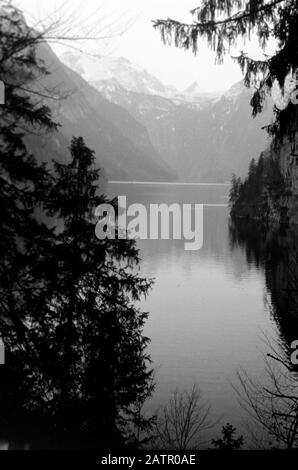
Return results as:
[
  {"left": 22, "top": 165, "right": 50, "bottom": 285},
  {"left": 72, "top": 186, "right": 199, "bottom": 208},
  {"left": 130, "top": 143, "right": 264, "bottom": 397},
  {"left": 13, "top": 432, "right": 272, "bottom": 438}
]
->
[
  {"left": 212, "top": 423, "right": 244, "bottom": 450},
  {"left": 229, "top": 174, "right": 242, "bottom": 208},
  {"left": 0, "top": 136, "right": 155, "bottom": 449},
  {"left": 229, "top": 151, "right": 286, "bottom": 220},
  {"left": 0, "top": 2, "right": 61, "bottom": 447},
  {"left": 0, "top": 4, "right": 155, "bottom": 449},
  {"left": 155, "top": 386, "right": 214, "bottom": 450},
  {"left": 229, "top": 219, "right": 298, "bottom": 448},
  {"left": 0, "top": 1, "right": 59, "bottom": 351},
  {"left": 154, "top": 0, "right": 298, "bottom": 139}
]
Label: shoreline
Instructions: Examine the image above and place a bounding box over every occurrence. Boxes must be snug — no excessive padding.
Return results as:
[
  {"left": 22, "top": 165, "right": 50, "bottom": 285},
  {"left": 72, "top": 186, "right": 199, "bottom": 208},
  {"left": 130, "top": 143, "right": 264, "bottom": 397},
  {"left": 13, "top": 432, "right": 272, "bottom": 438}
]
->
[{"left": 108, "top": 180, "right": 230, "bottom": 186}]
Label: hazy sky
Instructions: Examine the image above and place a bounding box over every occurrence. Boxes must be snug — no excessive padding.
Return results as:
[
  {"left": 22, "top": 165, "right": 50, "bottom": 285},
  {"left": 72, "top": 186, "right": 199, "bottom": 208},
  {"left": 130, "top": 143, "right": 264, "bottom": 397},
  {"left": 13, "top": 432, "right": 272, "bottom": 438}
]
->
[{"left": 15, "top": 0, "right": 270, "bottom": 91}]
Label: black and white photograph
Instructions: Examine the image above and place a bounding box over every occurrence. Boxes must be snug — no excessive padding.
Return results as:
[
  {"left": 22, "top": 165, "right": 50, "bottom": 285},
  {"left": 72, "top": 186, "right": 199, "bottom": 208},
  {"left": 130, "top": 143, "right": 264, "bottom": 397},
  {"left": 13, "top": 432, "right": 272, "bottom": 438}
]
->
[{"left": 0, "top": 0, "right": 298, "bottom": 463}]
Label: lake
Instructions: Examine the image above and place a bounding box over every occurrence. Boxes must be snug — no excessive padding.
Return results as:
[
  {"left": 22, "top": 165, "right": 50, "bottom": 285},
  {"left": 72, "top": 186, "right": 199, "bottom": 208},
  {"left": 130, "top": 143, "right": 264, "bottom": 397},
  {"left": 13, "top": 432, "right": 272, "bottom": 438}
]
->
[{"left": 108, "top": 181, "right": 283, "bottom": 443}]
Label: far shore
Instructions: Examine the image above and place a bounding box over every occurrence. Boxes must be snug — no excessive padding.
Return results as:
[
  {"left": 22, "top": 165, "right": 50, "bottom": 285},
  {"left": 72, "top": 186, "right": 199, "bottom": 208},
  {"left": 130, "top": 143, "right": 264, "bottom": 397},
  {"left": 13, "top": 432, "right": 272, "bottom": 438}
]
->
[{"left": 108, "top": 181, "right": 230, "bottom": 186}]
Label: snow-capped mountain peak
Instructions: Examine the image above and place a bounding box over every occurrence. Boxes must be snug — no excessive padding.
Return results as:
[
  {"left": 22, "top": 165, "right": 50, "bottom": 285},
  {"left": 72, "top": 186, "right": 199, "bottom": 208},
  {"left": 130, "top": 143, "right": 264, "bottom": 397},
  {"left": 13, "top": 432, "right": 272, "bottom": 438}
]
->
[
  {"left": 184, "top": 81, "right": 202, "bottom": 96},
  {"left": 61, "top": 52, "right": 178, "bottom": 98}
]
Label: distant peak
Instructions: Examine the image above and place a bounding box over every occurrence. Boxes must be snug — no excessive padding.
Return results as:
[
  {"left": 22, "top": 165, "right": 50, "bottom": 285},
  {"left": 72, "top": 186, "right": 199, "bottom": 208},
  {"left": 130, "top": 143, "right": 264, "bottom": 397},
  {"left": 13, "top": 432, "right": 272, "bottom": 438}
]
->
[{"left": 184, "top": 81, "right": 202, "bottom": 94}]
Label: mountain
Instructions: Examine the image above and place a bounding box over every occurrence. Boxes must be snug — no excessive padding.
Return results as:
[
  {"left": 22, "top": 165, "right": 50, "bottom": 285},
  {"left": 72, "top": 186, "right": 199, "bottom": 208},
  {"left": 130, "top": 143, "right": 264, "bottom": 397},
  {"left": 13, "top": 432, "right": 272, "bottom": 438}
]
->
[
  {"left": 91, "top": 76, "right": 273, "bottom": 182},
  {"left": 187, "top": 82, "right": 273, "bottom": 181},
  {"left": 62, "top": 52, "right": 177, "bottom": 99},
  {"left": 59, "top": 52, "right": 275, "bottom": 183},
  {"left": 25, "top": 46, "right": 175, "bottom": 183},
  {"left": 185, "top": 82, "right": 202, "bottom": 95},
  {"left": 175, "top": 81, "right": 222, "bottom": 107},
  {"left": 62, "top": 52, "right": 221, "bottom": 108}
]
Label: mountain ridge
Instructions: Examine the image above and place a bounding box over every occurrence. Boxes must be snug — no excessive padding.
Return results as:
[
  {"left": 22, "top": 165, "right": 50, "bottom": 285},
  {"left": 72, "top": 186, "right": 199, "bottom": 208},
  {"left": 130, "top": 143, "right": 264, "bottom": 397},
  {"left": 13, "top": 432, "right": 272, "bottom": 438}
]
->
[
  {"left": 51, "top": 51, "right": 274, "bottom": 183},
  {"left": 25, "top": 45, "right": 175, "bottom": 183}
]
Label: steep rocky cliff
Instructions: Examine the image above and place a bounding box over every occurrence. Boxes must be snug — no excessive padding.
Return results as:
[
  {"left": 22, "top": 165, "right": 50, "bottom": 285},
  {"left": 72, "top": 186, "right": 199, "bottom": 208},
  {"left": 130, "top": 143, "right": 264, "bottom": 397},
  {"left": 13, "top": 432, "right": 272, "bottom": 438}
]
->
[{"left": 25, "top": 45, "right": 175, "bottom": 182}]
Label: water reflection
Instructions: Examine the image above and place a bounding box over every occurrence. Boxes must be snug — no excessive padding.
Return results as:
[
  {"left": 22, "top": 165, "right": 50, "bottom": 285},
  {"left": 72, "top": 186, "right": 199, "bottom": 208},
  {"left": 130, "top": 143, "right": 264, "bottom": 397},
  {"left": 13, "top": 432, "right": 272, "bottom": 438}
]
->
[
  {"left": 230, "top": 219, "right": 298, "bottom": 365},
  {"left": 106, "top": 183, "right": 281, "bottom": 436},
  {"left": 2, "top": 180, "right": 297, "bottom": 449}
]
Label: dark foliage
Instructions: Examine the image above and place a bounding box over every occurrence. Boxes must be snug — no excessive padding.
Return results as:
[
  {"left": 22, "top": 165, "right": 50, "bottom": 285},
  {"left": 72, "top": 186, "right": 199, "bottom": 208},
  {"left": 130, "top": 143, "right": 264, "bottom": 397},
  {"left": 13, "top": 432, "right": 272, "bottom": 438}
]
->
[
  {"left": 212, "top": 423, "right": 244, "bottom": 450},
  {"left": 229, "top": 151, "right": 287, "bottom": 221},
  {"left": 154, "top": 0, "right": 298, "bottom": 140},
  {"left": 0, "top": 3, "right": 154, "bottom": 449}
]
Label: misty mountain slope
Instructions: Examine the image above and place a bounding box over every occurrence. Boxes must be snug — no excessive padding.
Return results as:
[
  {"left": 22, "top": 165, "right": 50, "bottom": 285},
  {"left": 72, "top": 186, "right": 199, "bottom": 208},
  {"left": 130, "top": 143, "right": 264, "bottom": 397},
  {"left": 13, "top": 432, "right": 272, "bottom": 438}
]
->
[
  {"left": 60, "top": 51, "right": 274, "bottom": 182},
  {"left": 181, "top": 82, "right": 273, "bottom": 181},
  {"left": 201, "top": 82, "right": 273, "bottom": 179},
  {"left": 93, "top": 75, "right": 273, "bottom": 182},
  {"left": 26, "top": 44, "right": 175, "bottom": 182},
  {"left": 93, "top": 79, "right": 193, "bottom": 171}
]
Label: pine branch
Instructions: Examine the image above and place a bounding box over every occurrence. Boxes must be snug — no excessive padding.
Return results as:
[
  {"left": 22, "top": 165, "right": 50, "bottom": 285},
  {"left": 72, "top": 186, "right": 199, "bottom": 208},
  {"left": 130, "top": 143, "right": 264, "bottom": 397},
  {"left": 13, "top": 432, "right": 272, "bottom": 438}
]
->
[{"left": 154, "top": 0, "right": 284, "bottom": 30}]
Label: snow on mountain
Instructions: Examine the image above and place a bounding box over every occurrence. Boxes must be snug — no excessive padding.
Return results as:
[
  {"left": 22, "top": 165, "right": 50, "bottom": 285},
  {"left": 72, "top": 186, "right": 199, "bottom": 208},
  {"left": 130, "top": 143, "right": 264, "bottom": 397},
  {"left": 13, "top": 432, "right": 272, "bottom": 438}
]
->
[
  {"left": 91, "top": 77, "right": 273, "bottom": 182},
  {"left": 27, "top": 45, "right": 176, "bottom": 182},
  {"left": 60, "top": 51, "right": 273, "bottom": 182},
  {"left": 185, "top": 81, "right": 202, "bottom": 95},
  {"left": 61, "top": 52, "right": 178, "bottom": 98},
  {"left": 61, "top": 52, "right": 221, "bottom": 107}
]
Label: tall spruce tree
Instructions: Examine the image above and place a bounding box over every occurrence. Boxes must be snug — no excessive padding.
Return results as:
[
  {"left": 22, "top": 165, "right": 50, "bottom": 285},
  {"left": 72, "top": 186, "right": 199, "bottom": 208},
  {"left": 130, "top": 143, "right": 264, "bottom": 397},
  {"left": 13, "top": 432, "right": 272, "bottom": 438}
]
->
[
  {"left": 0, "top": 1, "right": 57, "bottom": 320},
  {"left": 17, "top": 137, "right": 154, "bottom": 448},
  {"left": 0, "top": 2, "right": 60, "bottom": 446},
  {"left": 0, "top": 136, "right": 155, "bottom": 449},
  {"left": 229, "top": 173, "right": 241, "bottom": 207},
  {"left": 0, "top": 4, "right": 154, "bottom": 448}
]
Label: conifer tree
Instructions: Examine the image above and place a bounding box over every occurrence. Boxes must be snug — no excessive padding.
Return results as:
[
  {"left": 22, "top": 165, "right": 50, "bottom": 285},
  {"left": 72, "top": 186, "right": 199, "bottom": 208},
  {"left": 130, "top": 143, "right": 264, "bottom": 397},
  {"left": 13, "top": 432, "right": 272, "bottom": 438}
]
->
[
  {"left": 154, "top": 0, "right": 298, "bottom": 139},
  {"left": 212, "top": 423, "right": 244, "bottom": 450},
  {"left": 229, "top": 173, "right": 241, "bottom": 207},
  {"left": 0, "top": 4, "right": 154, "bottom": 448},
  {"left": 44, "top": 136, "right": 154, "bottom": 446},
  {"left": 0, "top": 137, "right": 154, "bottom": 448},
  {"left": 0, "top": 2, "right": 60, "bottom": 445},
  {"left": 0, "top": 1, "right": 58, "bottom": 321}
]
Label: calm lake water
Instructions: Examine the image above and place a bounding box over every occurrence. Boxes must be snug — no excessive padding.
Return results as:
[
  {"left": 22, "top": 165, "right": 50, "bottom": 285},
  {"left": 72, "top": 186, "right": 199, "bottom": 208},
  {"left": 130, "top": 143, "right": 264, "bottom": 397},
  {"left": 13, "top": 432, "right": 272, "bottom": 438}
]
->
[{"left": 108, "top": 182, "right": 283, "bottom": 441}]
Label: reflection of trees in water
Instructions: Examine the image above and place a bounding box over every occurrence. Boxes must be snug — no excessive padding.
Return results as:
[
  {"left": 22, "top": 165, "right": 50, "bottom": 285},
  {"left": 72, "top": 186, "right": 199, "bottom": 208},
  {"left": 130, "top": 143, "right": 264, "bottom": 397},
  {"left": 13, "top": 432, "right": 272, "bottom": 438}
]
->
[
  {"left": 229, "top": 220, "right": 298, "bottom": 359},
  {"left": 230, "top": 219, "right": 298, "bottom": 448}
]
